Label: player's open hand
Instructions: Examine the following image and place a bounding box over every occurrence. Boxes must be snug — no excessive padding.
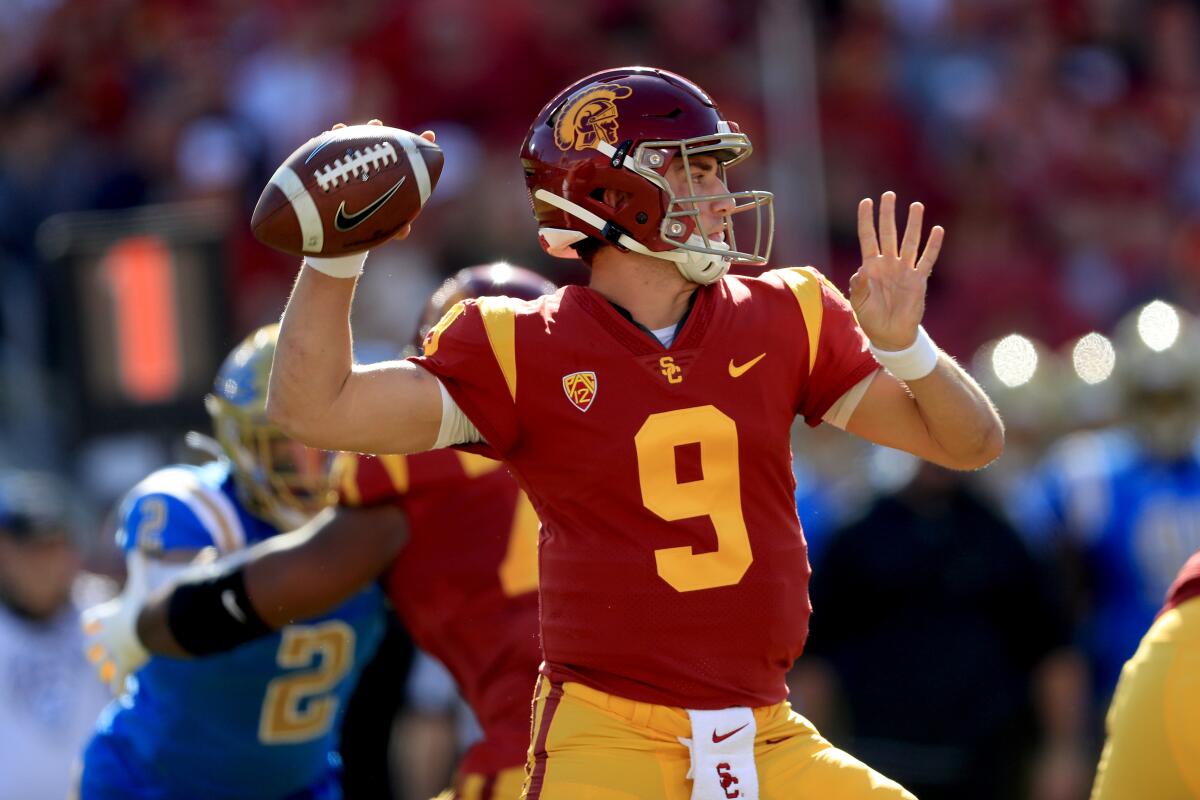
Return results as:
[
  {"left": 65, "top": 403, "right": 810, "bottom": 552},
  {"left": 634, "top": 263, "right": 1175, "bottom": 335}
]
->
[
  {"left": 330, "top": 119, "right": 436, "bottom": 242},
  {"left": 81, "top": 551, "right": 152, "bottom": 694},
  {"left": 849, "top": 191, "right": 943, "bottom": 351}
]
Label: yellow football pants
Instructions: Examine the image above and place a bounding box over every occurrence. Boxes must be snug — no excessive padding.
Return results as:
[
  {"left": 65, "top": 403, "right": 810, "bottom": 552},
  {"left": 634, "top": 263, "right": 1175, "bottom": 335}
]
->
[
  {"left": 454, "top": 765, "right": 526, "bottom": 799},
  {"left": 522, "top": 678, "right": 915, "bottom": 799},
  {"left": 1091, "top": 598, "right": 1200, "bottom": 800}
]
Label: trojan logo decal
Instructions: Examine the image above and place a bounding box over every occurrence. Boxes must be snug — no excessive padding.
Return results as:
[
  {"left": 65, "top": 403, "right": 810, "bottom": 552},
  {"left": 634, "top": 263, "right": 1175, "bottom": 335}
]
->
[
  {"left": 562, "top": 371, "right": 597, "bottom": 412},
  {"left": 554, "top": 84, "right": 633, "bottom": 152}
]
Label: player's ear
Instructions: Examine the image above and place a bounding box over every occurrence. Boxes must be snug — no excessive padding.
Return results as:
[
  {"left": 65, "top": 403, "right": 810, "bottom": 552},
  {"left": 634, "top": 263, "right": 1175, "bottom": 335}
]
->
[{"left": 602, "top": 188, "right": 630, "bottom": 209}]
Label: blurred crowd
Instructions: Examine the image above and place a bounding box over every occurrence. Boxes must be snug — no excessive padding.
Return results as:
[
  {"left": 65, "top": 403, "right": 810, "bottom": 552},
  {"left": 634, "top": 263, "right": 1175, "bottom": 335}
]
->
[{"left": 3, "top": 0, "right": 1200, "bottom": 798}]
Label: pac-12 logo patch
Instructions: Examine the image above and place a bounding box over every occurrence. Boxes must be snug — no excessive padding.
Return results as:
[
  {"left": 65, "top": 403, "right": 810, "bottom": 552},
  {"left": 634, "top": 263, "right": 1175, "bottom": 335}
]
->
[
  {"left": 562, "top": 371, "right": 597, "bottom": 412},
  {"left": 554, "top": 83, "right": 633, "bottom": 152}
]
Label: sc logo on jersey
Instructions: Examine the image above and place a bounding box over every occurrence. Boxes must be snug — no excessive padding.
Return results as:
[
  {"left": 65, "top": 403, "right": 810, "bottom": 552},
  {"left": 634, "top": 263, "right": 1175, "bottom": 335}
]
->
[
  {"left": 554, "top": 83, "right": 633, "bottom": 151},
  {"left": 659, "top": 356, "right": 683, "bottom": 384}
]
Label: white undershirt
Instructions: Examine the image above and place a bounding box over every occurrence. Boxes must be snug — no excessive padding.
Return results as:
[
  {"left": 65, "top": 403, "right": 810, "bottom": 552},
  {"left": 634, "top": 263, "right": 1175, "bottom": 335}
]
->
[{"left": 650, "top": 326, "right": 676, "bottom": 348}]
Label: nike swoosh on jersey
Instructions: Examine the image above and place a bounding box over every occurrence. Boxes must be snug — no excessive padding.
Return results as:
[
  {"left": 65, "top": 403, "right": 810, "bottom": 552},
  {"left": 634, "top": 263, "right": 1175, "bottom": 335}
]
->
[
  {"left": 712, "top": 723, "right": 749, "bottom": 743},
  {"left": 221, "top": 589, "right": 247, "bottom": 623},
  {"left": 728, "top": 353, "right": 766, "bottom": 378},
  {"left": 333, "top": 176, "right": 406, "bottom": 232}
]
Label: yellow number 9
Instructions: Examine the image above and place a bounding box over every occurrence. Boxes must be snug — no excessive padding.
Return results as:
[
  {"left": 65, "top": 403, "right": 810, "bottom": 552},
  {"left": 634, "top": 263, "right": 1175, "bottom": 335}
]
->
[{"left": 634, "top": 405, "right": 753, "bottom": 592}]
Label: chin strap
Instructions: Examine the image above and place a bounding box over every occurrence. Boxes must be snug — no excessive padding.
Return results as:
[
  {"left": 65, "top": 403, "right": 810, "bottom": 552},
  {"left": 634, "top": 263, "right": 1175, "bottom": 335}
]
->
[{"left": 534, "top": 189, "right": 730, "bottom": 285}]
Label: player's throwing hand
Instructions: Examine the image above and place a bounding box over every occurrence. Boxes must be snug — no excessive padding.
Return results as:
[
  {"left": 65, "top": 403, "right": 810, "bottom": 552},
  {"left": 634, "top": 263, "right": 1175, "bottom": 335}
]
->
[{"left": 849, "top": 191, "right": 944, "bottom": 351}]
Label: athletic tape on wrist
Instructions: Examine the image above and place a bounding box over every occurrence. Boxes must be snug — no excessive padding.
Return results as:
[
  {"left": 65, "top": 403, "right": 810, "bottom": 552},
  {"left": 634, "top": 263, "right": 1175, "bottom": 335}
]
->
[
  {"left": 304, "top": 252, "right": 368, "bottom": 279},
  {"left": 869, "top": 325, "right": 939, "bottom": 381},
  {"left": 166, "top": 566, "right": 272, "bottom": 656}
]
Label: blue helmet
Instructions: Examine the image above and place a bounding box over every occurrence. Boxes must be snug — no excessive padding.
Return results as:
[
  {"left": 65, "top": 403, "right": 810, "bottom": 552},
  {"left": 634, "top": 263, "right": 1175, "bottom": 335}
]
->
[{"left": 205, "top": 324, "right": 334, "bottom": 529}]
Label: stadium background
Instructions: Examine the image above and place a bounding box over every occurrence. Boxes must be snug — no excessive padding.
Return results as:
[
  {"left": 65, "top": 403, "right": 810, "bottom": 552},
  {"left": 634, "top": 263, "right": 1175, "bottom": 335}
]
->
[{"left": 1, "top": 0, "right": 1196, "bottom": 798}]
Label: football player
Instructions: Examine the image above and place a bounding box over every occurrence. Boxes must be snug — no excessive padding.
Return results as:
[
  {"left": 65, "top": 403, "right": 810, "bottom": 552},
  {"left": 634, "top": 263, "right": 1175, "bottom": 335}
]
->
[
  {"left": 1091, "top": 546, "right": 1200, "bottom": 798},
  {"left": 84, "top": 265, "right": 554, "bottom": 800},
  {"left": 78, "top": 325, "right": 386, "bottom": 800},
  {"left": 1032, "top": 300, "right": 1200, "bottom": 705},
  {"left": 268, "top": 67, "right": 1003, "bottom": 798}
]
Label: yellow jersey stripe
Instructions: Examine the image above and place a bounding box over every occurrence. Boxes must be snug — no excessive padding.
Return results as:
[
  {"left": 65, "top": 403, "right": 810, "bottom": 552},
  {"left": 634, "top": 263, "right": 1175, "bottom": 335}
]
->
[
  {"left": 776, "top": 267, "right": 824, "bottom": 374},
  {"left": 477, "top": 297, "right": 518, "bottom": 402},
  {"left": 332, "top": 453, "right": 360, "bottom": 507},
  {"left": 379, "top": 454, "right": 409, "bottom": 494},
  {"left": 455, "top": 451, "right": 502, "bottom": 477},
  {"left": 423, "top": 301, "right": 466, "bottom": 357}
]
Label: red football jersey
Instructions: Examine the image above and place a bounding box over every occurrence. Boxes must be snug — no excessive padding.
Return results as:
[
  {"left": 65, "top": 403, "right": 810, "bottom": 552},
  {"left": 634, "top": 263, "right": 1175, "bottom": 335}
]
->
[
  {"left": 1163, "top": 548, "right": 1200, "bottom": 614},
  {"left": 413, "top": 267, "right": 878, "bottom": 709},
  {"left": 337, "top": 449, "right": 541, "bottom": 777}
]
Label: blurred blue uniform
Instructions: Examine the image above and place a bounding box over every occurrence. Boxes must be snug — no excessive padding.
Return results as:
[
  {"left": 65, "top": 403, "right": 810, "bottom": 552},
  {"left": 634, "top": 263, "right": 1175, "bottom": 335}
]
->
[
  {"left": 1034, "top": 429, "right": 1200, "bottom": 698},
  {"left": 80, "top": 462, "right": 385, "bottom": 800}
]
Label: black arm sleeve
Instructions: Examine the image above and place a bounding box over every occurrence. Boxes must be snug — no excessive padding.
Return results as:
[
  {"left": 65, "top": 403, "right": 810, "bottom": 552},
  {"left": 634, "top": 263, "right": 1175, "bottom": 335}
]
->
[{"left": 166, "top": 566, "right": 274, "bottom": 656}]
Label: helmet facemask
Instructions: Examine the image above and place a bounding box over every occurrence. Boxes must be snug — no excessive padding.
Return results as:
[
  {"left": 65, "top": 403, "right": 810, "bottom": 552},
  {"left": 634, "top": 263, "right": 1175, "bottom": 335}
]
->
[
  {"left": 635, "top": 129, "right": 773, "bottom": 275},
  {"left": 206, "top": 396, "right": 334, "bottom": 530}
]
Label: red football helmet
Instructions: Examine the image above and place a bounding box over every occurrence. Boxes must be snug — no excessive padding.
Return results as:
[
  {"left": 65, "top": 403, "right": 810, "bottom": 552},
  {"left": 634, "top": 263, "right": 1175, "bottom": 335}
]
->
[
  {"left": 414, "top": 263, "right": 557, "bottom": 350},
  {"left": 521, "top": 66, "right": 773, "bottom": 285}
]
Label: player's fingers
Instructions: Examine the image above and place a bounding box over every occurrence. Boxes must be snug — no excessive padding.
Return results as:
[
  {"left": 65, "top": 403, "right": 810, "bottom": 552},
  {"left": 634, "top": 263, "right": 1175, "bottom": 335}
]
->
[
  {"left": 331, "top": 123, "right": 347, "bottom": 130},
  {"left": 900, "top": 202, "right": 924, "bottom": 266},
  {"left": 86, "top": 643, "right": 106, "bottom": 663},
  {"left": 392, "top": 223, "right": 413, "bottom": 242},
  {"left": 419, "top": 130, "right": 436, "bottom": 143},
  {"left": 857, "top": 198, "right": 879, "bottom": 261},
  {"left": 916, "top": 225, "right": 945, "bottom": 276},
  {"left": 879, "top": 191, "right": 898, "bottom": 257},
  {"left": 368, "top": 119, "right": 383, "bottom": 126}
]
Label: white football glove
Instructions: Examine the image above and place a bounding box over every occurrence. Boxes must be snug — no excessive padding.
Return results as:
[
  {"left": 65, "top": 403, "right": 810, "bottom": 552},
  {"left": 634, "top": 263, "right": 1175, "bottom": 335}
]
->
[{"left": 81, "top": 550, "right": 151, "bottom": 694}]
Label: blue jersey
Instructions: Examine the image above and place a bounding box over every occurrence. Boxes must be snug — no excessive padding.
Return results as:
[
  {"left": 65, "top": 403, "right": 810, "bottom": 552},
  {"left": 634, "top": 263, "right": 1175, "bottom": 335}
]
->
[
  {"left": 81, "top": 462, "right": 385, "bottom": 800},
  {"left": 1034, "top": 429, "right": 1200, "bottom": 697}
]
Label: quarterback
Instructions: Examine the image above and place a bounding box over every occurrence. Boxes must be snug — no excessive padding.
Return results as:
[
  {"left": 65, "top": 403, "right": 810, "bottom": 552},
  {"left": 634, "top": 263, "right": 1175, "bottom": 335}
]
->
[{"left": 269, "top": 67, "right": 1003, "bottom": 799}]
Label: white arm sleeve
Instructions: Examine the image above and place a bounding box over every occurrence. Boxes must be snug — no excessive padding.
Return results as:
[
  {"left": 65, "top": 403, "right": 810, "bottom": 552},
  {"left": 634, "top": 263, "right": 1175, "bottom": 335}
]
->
[
  {"left": 433, "top": 378, "right": 484, "bottom": 448},
  {"left": 821, "top": 369, "right": 878, "bottom": 430}
]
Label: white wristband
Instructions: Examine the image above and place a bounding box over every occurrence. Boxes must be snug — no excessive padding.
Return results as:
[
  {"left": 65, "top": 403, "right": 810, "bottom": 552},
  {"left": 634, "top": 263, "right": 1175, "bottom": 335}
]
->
[
  {"left": 304, "top": 251, "right": 368, "bottom": 279},
  {"left": 869, "top": 325, "right": 939, "bottom": 381}
]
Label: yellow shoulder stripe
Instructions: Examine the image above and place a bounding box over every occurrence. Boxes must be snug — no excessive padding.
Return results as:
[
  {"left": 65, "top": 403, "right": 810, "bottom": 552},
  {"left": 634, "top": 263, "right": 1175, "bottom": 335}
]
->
[
  {"left": 423, "top": 301, "right": 467, "bottom": 357},
  {"left": 379, "top": 454, "right": 409, "bottom": 495},
  {"left": 775, "top": 267, "right": 824, "bottom": 374},
  {"left": 455, "top": 451, "right": 503, "bottom": 478},
  {"left": 332, "top": 453, "right": 360, "bottom": 506},
  {"left": 477, "top": 297, "right": 518, "bottom": 402}
]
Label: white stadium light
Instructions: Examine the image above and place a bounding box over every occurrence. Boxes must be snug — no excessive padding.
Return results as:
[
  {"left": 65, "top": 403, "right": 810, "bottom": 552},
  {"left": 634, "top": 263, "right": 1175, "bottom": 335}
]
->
[
  {"left": 1073, "top": 332, "right": 1116, "bottom": 384},
  {"left": 991, "top": 334, "right": 1038, "bottom": 388},
  {"left": 1137, "top": 300, "right": 1180, "bottom": 352}
]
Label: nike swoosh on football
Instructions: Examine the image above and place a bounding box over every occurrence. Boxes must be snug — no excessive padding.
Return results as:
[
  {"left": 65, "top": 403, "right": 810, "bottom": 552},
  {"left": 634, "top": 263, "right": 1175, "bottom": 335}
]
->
[
  {"left": 334, "top": 176, "right": 406, "bottom": 232},
  {"left": 728, "top": 353, "right": 766, "bottom": 378},
  {"left": 712, "top": 723, "right": 749, "bottom": 743},
  {"left": 221, "top": 589, "right": 247, "bottom": 623}
]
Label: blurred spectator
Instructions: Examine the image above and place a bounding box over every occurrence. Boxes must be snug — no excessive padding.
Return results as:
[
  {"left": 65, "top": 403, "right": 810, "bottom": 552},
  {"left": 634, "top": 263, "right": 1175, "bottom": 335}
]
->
[
  {"left": 793, "top": 459, "right": 1089, "bottom": 800},
  {"left": 0, "top": 470, "right": 110, "bottom": 800}
]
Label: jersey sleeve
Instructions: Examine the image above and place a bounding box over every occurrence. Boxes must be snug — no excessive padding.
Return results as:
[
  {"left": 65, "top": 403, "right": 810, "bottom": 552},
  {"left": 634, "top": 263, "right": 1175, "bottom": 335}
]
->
[
  {"left": 774, "top": 267, "right": 879, "bottom": 426},
  {"left": 335, "top": 453, "right": 409, "bottom": 507},
  {"left": 116, "top": 471, "right": 239, "bottom": 556},
  {"left": 409, "top": 298, "right": 522, "bottom": 458}
]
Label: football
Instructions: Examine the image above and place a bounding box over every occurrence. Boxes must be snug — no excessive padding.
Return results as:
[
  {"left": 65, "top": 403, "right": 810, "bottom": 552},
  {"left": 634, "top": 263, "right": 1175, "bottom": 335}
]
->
[{"left": 251, "top": 125, "right": 443, "bottom": 257}]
